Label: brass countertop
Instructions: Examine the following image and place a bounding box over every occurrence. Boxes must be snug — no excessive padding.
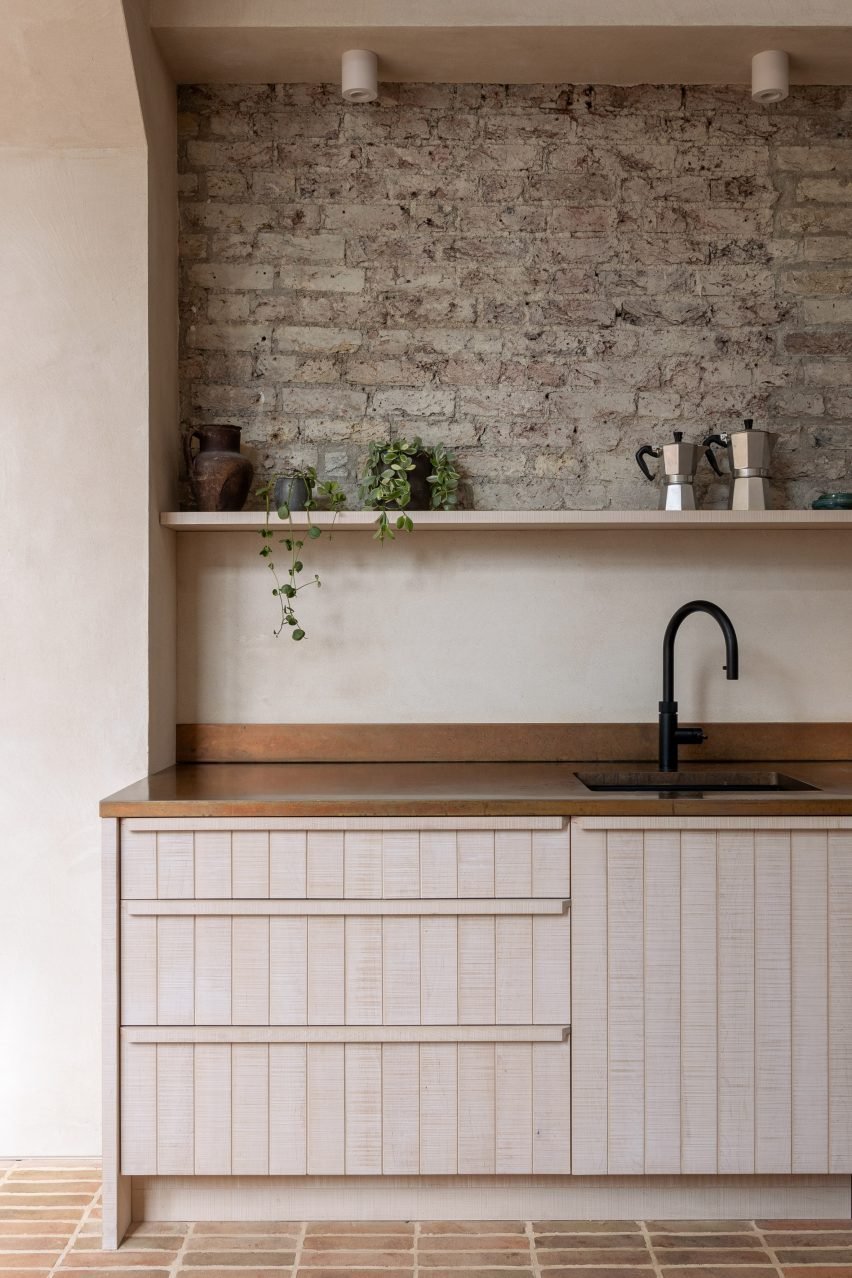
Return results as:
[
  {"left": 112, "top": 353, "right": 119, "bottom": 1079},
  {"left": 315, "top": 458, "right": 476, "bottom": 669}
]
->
[{"left": 101, "top": 760, "right": 852, "bottom": 818}]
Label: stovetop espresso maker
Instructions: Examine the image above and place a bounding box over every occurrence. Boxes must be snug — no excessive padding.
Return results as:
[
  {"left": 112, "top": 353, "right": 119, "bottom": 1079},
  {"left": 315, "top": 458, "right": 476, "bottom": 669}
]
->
[
  {"left": 635, "top": 430, "right": 701, "bottom": 510},
  {"left": 703, "top": 419, "right": 776, "bottom": 510}
]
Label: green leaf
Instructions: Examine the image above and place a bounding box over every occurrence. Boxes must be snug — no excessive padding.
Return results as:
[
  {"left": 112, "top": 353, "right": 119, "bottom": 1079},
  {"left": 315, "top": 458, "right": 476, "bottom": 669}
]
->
[
  {"left": 272, "top": 588, "right": 279, "bottom": 595},
  {"left": 277, "top": 505, "right": 290, "bottom": 520},
  {"left": 294, "top": 560, "right": 303, "bottom": 572},
  {"left": 308, "top": 525, "right": 322, "bottom": 540},
  {"left": 292, "top": 629, "right": 305, "bottom": 641},
  {"left": 282, "top": 584, "right": 296, "bottom": 598}
]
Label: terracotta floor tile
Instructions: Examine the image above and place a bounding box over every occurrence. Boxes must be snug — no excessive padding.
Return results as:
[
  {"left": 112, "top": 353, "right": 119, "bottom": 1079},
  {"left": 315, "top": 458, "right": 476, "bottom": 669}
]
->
[
  {"left": 649, "top": 1220, "right": 758, "bottom": 1233},
  {"left": 420, "top": 1221, "right": 525, "bottom": 1235},
  {"left": 305, "top": 1221, "right": 414, "bottom": 1234},
  {"left": 534, "top": 1221, "right": 641, "bottom": 1234},
  {"left": 301, "top": 1249, "right": 416, "bottom": 1266},
  {"left": 61, "top": 1249, "right": 179, "bottom": 1267},
  {"left": 184, "top": 1236, "right": 301, "bottom": 1252},
  {"left": 781, "top": 1269, "right": 852, "bottom": 1277},
  {"left": 418, "top": 1250, "right": 533, "bottom": 1267},
  {"left": 295, "top": 1271, "right": 411, "bottom": 1278},
  {"left": 0, "top": 1210, "right": 82, "bottom": 1223},
  {"left": 7, "top": 1172, "right": 99, "bottom": 1184},
  {"left": 0, "top": 1258, "right": 61, "bottom": 1270},
  {"left": 177, "top": 1271, "right": 293, "bottom": 1278},
  {"left": 0, "top": 1196, "right": 92, "bottom": 1208},
  {"left": 775, "top": 1251, "right": 852, "bottom": 1264},
  {"left": 652, "top": 1233, "right": 764, "bottom": 1250},
  {"left": 60, "top": 1271, "right": 170, "bottom": 1278},
  {"left": 0, "top": 1236, "right": 69, "bottom": 1250},
  {"left": 660, "top": 1269, "right": 777, "bottom": 1278},
  {"left": 422, "top": 1270, "right": 531, "bottom": 1278},
  {"left": 0, "top": 1224, "right": 70, "bottom": 1237},
  {"left": 540, "top": 1270, "right": 652, "bottom": 1277},
  {"left": 533, "top": 1248, "right": 652, "bottom": 1266},
  {"left": 655, "top": 1249, "right": 778, "bottom": 1265},
  {"left": 767, "top": 1234, "right": 852, "bottom": 1247},
  {"left": 194, "top": 1221, "right": 301, "bottom": 1235},
  {"left": 0, "top": 1270, "right": 52, "bottom": 1278},
  {"left": 759, "top": 1222, "right": 852, "bottom": 1231},
  {"left": 182, "top": 1252, "right": 297, "bottom": 1267},
  {"left": 419, "top": 1234, "right": 531, "bottom": 1251},
  {"left": 539, "top": 1234, "right": 651, "bottom": 1250},
  {"left": 303, "top": 1234, "right": 413, "bottom": 1250}
]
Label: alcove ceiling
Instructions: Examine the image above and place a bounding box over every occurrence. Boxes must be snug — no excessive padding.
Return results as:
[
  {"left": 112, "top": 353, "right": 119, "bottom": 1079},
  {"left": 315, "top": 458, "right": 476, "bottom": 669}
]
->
[{"left": 149, "top": 0, "right": 852, "bottom": 85}]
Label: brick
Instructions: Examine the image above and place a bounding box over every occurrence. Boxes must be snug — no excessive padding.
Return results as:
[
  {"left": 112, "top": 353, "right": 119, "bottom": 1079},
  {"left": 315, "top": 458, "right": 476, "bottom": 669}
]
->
[
  {"left": 186, "top": 324, "right": 271, "bottom": 352},
  {"left": 278, "top": 267, "right": 365, "bottom": 293},
  {"left": 370, "top": 388, "right": 456, "bottom": 417},
  {"left": 274, "top": 326, "right": 362, "bottom": 353},
  {"left": 798, "top": 177, "right": 852, "bottom": 202},
  {"left": 190, "top": 264, "right": 274, "bottom": 291}
]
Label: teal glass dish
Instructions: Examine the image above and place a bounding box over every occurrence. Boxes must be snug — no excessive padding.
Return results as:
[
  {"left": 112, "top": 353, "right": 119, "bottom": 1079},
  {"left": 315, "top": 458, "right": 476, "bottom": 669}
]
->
[{"left": 811, "top": 492, "right": 852, "bottom": 510}]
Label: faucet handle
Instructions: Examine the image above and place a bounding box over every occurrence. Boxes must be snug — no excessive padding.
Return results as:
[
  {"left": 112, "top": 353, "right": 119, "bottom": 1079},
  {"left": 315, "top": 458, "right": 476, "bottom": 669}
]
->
[{"left": 676, "top": 726, "right": 707, "bottom": 747}]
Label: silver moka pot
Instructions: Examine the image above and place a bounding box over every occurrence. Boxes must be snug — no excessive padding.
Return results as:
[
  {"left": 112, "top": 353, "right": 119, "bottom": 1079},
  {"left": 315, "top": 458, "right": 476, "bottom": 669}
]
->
[
  {"left": 635, "top": 431, "right": 701, "bottom": 510},
  {"left": 703, "top": 419, "right": 775, "bottom": 510}
]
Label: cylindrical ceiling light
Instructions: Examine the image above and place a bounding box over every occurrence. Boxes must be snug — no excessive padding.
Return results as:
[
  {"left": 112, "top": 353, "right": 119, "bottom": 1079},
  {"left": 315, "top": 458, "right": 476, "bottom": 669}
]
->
[
  {"left": 751, "top": 50, "right": 789, "bottom": 103},
  {"left": 342, "top": 49, "right": 378, "bottom": 102}
]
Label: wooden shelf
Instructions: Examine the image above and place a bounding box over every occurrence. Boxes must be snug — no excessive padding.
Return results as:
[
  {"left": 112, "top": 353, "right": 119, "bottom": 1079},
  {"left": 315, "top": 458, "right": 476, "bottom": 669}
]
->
[{"left": 161, "top": 509, "right": 852, "bottom": 532}]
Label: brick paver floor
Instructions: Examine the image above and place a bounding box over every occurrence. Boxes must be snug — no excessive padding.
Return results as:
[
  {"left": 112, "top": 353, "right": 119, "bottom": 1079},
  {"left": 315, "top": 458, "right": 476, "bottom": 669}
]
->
[{"left": 1, "top": 1160, "right": 851, "bottom": 1276}]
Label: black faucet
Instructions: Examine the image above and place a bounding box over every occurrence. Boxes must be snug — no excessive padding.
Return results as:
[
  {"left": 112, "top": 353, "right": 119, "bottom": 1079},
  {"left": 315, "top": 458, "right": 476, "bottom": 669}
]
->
[{"left": 659, "top": 600, "right": 739, "bottom": 772}]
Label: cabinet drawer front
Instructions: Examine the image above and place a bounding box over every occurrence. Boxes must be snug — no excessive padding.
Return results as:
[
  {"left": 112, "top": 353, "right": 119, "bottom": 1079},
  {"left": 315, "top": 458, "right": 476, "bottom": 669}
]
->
[
  {"left": 120, "top": 1037, "right": 570, "bottom": 1176},
  {"left": 121, "top": 903, "right": 570, "bottom": 1028},
  {"left": 121, "top": 819, "right": 569, "bottom": 901}
]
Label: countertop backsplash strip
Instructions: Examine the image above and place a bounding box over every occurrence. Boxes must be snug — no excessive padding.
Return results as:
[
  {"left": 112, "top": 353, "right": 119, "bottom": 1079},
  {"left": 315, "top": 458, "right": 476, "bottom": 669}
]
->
[{"left": 178, "top": 82, "right": 852, "bottom": 511}]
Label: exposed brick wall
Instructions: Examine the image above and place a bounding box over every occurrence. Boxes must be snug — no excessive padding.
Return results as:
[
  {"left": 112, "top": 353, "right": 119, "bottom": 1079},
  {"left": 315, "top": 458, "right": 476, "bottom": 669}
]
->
[{"left": 178, "top": 83, "right": 852, "bottom": 510}]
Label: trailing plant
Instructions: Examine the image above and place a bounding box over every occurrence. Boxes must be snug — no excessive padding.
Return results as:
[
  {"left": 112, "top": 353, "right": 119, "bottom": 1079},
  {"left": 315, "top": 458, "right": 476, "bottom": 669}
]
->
[
  {"left": 256, "top": 468, "right": 346, "bottom": 641},
  {"left": 359, "top": 437, "right": 460, "bottom": 541}
]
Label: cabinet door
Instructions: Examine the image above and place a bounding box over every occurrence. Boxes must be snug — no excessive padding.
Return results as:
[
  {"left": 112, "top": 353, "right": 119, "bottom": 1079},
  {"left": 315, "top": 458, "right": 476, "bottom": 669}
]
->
[{"left": 571, "top": 821, "right": 852, "bottom": 1175}]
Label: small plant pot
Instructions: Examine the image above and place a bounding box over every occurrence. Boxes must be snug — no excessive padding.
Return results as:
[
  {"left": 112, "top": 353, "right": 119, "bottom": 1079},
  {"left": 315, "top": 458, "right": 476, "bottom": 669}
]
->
[
  {"left": 404, "top": 451, "right": 433, "bottom": 510},
  {"left": 274, "top": 474, "right": 309, "bottom": 512}
]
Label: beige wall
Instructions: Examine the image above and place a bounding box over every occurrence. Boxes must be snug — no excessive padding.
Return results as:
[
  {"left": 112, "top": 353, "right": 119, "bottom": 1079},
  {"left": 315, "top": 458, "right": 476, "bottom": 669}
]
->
[
  {"left": 0, "top": 0, "right": 176, "bottom": 1154},
  {"left": 178, "top": 528, "right": 852, "bottom": 724}
]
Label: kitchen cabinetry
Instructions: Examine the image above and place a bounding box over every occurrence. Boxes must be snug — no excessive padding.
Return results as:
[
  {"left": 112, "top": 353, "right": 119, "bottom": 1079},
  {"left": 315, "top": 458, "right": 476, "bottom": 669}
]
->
[
  {"left": 571, "top": 816, "right": 852, "bottom": 1177},
  {"left": 104, "top": 815, "right": 571, "bottom": 1245}
]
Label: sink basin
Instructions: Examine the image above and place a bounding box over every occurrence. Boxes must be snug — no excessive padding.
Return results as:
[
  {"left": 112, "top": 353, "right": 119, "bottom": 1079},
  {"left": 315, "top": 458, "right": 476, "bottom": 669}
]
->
[{"left": 575, "top": 769, "right": 819, "bottom": 794}]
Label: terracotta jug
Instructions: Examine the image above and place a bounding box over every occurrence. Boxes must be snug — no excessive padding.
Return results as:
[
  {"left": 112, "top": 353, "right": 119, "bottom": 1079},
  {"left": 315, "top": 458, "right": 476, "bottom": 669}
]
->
[{"left": 184, "top": 424, "right": 253, "bottom": 512}]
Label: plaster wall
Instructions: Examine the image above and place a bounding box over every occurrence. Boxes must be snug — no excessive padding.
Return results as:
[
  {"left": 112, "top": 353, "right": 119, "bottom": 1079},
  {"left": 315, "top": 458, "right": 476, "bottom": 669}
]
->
[{"left": 0, "top": 0, "right": 176, "bottom": 1154}]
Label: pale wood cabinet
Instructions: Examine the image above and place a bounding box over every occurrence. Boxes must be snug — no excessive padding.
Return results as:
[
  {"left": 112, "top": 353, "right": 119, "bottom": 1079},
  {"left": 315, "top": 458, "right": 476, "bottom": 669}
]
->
[{"left": 570, "top": 816, "right": 852, "bottom": 1177}]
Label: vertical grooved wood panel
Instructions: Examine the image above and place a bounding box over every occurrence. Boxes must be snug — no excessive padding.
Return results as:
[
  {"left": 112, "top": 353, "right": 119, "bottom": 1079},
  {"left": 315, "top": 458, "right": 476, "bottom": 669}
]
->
[
  {"left": 532, "top": 1042, "right": 572, "bottom": 1173},
  {"left": 156, "top": 1044, "right": 194, "bottom": 1175},
  {"left": 828, "top": 832, "right": 852, "bottom": 1171},
  {"left": 382, "top": 917, "right": 420, "bottom": 1025},
  {"left": 194, "top": 917, "right": 232, "bottom": 1025},
  {"left": 232, "top": 831, "right": 269, "bottom": 898},
  {"left": 458, "top": 916, "right": 495, "bottom": 1024},
  {"left": 269, "top": 918, "right": 307, "bottom": 1025},
  {"left": 495, "top": 1044, "right": 532, "bottom": 1172},
  {"left": 680, "top": 830, "right": 718, "bottom": 1174},
  {"left": 458, "top": 1043, "right": 495, "bottom": 1173},
  {"left": 419, "top": 831, "right": 457, "bottom": 898},
  {"left": 381, "top": 1044, "right": 419, "bottom": 1174},
  {"left": 420, "top": 917, "right": 458, "bottom": 1025},
  {"left": 792, "top": 832, "right": 828, "bottom": 1172},
  {"left": 532, "top": 827, "right": 570, "bottom": 898},
  {"left": 419, "top": 1044, "right": 457, "bottom": 1174},
  {"left": 345, "top": 917, "right": 383, "bottom": 1024},
  {"left": 570, "top": 826, "right": 608, "bottom": 1175},
  {"left": 606, "top": 832, "right": 644, "bottom": 1175},
  {"left": 120, "top": 1042, "right": 156, "bottom": 1174},
  {"left": 496, "top": 917, "right": 532, "bottom": 1025},
  {"left": 269, "top": 830, "right": 306, "bottom": 898},
  {"left": 307, "top": 1044, "right": 345, "bottom": 1175},
  {"left": 269, "top": 1044, "right": 306, "bottom": 1174},
  {"left": 306, "top": 831, "right": 344, "bottom": 898},
  {"left": 194, "top": 831, "right": 231, "bottom": 898},
  {"left": 194, "top": 1044, "right": 231, "bottom": 1174},
  {"left": 157, "top": 917, "right": 194, "bottom": 1025},
  {"left": 121, "top": 913, "right": 157, "bottom": 1025},
  {"left": 457, "top": 831, "right": 495, "bottom": 898},
  {"left": 382, "top": 832, "right": 420, "bottom": 899},
  {"left": 307, "top": 917, "right": 344, "bottom": 1024},
  {"left": 345, "top": 1044, "right": 382, "bottom": 1174},
  {"left": 232, "top": 918, "right": 270, "bottom": 1025},
  {"left": 717, "top": 832, "right": 755, "bottom": 1174},
  {"left": 643, "top": 831, "right": 681, "bottom": 1174},
  {"left": 344, "top": 831, "right": 382, "bottom": 899},
  {"left": 754, "top": 832, "right": 792, "bottom": 1173},
  {"left": 231, "top": 1044, "right": 269, "bottom": 1174},
  {"left": 494, "top": 830, "right": 532, "bottom": 898},
  {"left": 157, "top": 833, "right": 194, "bottom": 899},
  {"left": 122, "top": 831, "right": 157, "bottom": 899},
  {"left": 532, "top": 914, "right": 570, "bottom": 1026}
]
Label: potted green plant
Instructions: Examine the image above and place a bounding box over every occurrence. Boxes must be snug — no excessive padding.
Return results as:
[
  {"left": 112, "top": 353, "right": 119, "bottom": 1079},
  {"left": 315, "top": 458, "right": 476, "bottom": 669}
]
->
[
  {"left": 256, "top": 467, "right": 346, "bottom": 641},
  {"left": 360, "top": 437, "right": 460, "bottom": 541}
]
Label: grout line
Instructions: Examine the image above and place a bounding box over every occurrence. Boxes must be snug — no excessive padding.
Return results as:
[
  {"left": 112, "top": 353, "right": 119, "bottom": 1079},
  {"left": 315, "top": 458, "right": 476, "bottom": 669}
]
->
[
  {"left": 640, "top": 1218, "right": 667, "bottom": 1278},
  {"left": 168, "top": 1215, "right": 193, "bottom": 1278},
  {"left": 292, "top": 1217, "right": 307, "bottom": 1277},
  {"left": 752, "top": 1218, "right": 788, "bottom": 1278},
  {"left": 44, "top": 1182, "right": 99, "bottom": 1278},
  {"left": 413, "top": 1217, "right": 420, "bottom": 1278},
  {"left": 526, "top": 1219, "right": 542, "bottom": 1278}
]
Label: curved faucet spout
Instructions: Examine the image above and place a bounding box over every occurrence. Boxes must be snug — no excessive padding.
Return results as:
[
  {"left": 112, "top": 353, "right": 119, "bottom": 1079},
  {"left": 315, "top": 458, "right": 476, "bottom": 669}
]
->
[{"left": 659, "top": 600, "right": 739, "bottom": 772}]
